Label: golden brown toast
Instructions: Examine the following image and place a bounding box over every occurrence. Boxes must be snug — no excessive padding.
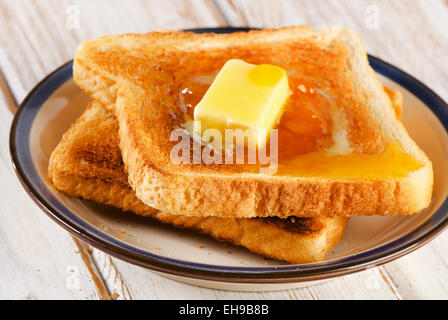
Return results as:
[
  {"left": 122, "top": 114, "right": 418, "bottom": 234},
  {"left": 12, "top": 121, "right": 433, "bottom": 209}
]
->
[
  {"left": 73, "top": 26, "right": 433, "bottom": 219},
  {"left": 48, "top": 102, "right": 347, "bottom": 264}
]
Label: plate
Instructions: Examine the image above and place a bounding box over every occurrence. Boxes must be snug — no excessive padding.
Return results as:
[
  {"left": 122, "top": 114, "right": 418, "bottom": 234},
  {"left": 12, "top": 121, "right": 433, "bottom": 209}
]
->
[{"left": 9, "top": 28, "right": 448, "bottom": 291}]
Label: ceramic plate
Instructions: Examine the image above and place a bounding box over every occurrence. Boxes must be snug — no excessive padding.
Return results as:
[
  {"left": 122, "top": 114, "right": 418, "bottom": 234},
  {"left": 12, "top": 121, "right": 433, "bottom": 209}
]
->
[{"left": 9, "top": 28, "right": 448, "bottom": 291}]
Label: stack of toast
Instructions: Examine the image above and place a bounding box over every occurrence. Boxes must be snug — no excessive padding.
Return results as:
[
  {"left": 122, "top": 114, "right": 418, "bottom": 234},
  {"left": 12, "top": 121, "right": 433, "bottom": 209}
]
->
[{"left": 49, "top": 26, "right": 433, "bottom": 264}]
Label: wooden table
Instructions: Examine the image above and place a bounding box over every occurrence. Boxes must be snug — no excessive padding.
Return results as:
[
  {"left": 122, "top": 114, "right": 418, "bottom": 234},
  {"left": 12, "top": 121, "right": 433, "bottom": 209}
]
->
[{"left": 1, "top": 0, "right": 447, "bottom": 300}]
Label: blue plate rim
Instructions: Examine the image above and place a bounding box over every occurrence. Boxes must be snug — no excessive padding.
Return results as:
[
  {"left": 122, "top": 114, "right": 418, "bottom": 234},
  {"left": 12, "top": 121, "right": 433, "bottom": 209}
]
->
[{"left": 9, "top": 27, "right": 448, "bottom": 283}]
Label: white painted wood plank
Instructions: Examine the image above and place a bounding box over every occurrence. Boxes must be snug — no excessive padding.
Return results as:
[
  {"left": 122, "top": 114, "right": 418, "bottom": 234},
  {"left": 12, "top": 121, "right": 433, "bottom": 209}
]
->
[
  {"left": 101, "top": 256, "right": 399, "bottom": 299},
  {"left": 381, "top": 232, "right": 448, "bottom": 299},
  {"left": 0, "top": 88, "right": 102, "bottom": 299},
  {"left": 90, "top": 250, "right": 132, "bottom": 300},
  {"left": 0, "top": 0, "right": 225, "bottom": 102}
]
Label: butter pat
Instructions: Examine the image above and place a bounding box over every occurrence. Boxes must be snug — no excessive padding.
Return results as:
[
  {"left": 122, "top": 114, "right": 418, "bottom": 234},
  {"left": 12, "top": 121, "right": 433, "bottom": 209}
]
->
[{"left": 193, "top": 59, "right": 290, "bottom": 148}]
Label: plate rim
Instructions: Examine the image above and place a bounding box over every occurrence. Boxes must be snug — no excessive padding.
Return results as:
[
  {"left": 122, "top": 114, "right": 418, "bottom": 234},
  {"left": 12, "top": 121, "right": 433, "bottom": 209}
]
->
[{"left": 9, "top": 27, "right": 448, "bottom": 283}]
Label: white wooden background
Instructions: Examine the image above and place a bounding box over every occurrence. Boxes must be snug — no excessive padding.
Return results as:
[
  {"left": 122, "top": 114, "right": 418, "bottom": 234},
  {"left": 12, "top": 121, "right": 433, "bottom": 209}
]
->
[{"left": 1, "top": 0, "right": 447, "bottom": 299}]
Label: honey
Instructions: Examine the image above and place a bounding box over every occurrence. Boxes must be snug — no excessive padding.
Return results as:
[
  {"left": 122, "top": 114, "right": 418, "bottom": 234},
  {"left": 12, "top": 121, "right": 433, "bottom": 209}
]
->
[
  {"left": 179, "top": 72, "right": 423, "bottom": 179},
  {"left": 180, "top": 75, "right": 332, "bottom": 159},
  {"left": 277, "top": 142, "right": 423, "bottom": 179}
]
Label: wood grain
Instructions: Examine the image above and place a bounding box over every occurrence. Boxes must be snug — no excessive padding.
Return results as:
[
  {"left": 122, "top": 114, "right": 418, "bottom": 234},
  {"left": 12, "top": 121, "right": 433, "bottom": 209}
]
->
[
  {"left": 0, "top": 93, "right": 102, "bottom": 298},
  {"left": 0, "top": 0, "right": 447, "bottom": 299},
  {"left": 104, "top": 257, "right": 400, "bottom": 299}
]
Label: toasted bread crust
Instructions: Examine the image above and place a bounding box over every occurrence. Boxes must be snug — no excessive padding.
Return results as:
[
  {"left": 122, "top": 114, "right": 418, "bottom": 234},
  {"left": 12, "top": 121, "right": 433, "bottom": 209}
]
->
[
  {"left": 74, "top": 26, "right": 433, "bottom": 218},
  {"left": 48, "top": 102, "right": 347, "bottom": 263},
  {"left": 51, "top": 168, "right": 347, "bottom": 263}
]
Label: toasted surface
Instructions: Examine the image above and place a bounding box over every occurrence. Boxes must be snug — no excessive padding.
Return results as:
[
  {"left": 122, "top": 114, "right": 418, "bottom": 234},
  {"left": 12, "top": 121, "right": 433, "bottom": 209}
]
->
[
  {"left": 48, "top": 102, "right": 347, "bottom": 264},
  {"left": 384, "top": 86, "right": 403, "bottom": 120},
  {"left": 74, "top": 26, "right": 433, "bottom": 218}
]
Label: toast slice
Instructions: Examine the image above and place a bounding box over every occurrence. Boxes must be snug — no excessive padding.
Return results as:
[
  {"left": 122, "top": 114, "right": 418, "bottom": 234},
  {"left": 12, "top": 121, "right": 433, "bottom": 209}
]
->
[
  {"left": 73, "top": 26, "right": 433, "bottom": 218},
  {"left": 48, "top": 101, "right": 347, "bottom": 264}
]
